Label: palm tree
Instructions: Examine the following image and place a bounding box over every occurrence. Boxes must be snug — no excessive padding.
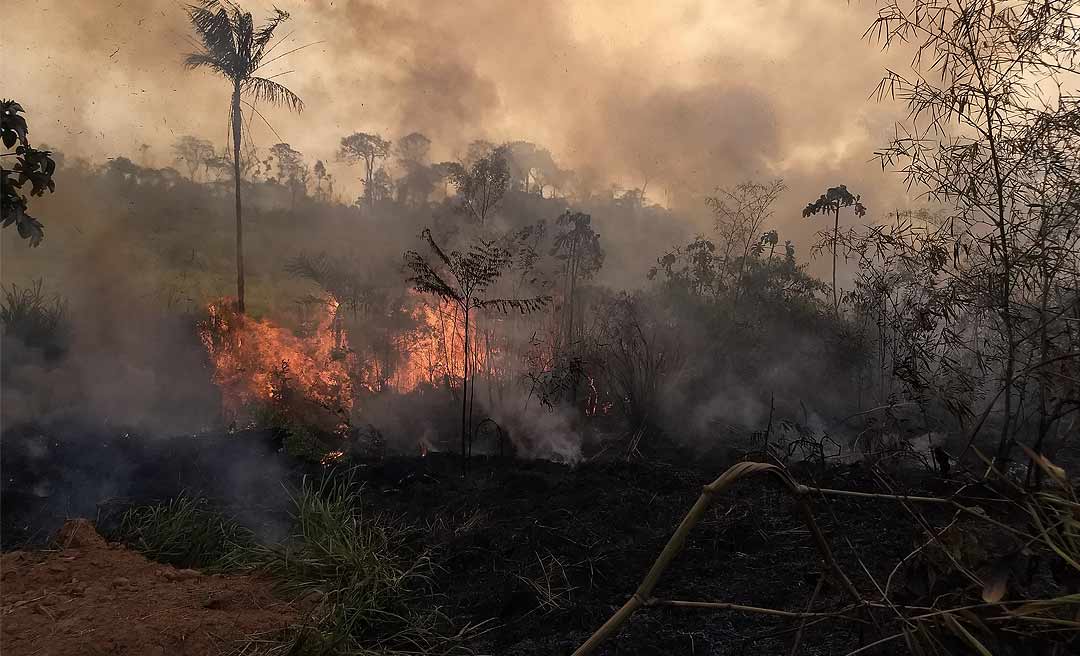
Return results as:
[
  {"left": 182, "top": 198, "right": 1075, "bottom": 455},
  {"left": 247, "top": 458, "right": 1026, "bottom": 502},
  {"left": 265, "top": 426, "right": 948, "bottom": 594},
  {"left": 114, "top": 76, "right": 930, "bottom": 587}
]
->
[{"left": 185, "top": 1, "right": 304, "bottom": 314}]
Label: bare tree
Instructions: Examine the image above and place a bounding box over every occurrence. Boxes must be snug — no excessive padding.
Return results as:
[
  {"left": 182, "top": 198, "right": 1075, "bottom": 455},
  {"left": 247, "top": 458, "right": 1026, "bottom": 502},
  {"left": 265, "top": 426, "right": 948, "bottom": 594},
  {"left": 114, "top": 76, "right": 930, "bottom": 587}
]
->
[{"left": 707, "top": 179, "right": 787, "bottom": 308}]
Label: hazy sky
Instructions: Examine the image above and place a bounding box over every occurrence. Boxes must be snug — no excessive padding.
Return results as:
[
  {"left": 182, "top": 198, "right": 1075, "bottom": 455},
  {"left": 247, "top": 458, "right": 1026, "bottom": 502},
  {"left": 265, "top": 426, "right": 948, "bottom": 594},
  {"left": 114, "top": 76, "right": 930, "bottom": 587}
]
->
[{"left": 8, "top": 0, "right": 914, "bottom": 243}]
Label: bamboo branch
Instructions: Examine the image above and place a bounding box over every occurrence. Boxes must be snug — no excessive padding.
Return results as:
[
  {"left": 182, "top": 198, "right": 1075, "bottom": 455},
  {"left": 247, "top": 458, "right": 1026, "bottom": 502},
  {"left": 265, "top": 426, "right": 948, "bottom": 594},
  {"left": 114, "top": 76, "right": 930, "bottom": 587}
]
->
[{"left": 571, "top": 462, "right": 869, "bottom": 656}]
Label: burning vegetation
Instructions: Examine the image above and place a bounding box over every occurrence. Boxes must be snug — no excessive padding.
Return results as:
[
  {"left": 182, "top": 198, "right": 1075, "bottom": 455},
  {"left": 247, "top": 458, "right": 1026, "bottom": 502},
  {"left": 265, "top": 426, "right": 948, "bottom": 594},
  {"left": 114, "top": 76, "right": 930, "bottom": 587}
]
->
[{"left": 3, "top": 1, "right": 1080, "bottom": 656}]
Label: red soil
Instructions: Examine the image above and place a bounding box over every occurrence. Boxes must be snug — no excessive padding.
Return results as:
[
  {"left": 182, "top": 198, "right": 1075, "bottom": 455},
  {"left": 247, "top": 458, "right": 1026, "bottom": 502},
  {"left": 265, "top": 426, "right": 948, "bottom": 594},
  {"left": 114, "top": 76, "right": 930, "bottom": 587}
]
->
[{"left": 1, "top": 519, "right": 297, "bottom": 656}]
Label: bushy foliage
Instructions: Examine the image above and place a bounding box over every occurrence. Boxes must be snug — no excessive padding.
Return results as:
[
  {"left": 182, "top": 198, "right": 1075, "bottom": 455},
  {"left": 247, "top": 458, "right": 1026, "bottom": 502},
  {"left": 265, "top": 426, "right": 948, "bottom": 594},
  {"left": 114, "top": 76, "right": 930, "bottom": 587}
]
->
[{"left": 1, "top": 100, "right": 56, "bottom": 246}]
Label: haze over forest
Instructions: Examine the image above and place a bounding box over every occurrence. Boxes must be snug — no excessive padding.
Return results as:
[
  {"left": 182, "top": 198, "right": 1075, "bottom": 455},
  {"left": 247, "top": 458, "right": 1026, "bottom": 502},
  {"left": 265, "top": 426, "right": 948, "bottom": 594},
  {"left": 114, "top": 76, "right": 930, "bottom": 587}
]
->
[{"left": 6, "top": 0, "right": 912, "bottom": 273}]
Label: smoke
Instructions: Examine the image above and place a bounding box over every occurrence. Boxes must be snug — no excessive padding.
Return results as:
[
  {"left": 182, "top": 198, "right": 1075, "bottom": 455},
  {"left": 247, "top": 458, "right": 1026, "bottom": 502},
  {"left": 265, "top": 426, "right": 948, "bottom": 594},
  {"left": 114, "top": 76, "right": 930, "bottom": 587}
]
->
[
  {"left": 7, "top": 0, "right": 912, "bottom": 254},
  {"left": 1, "top": 0, "right": 934, "bottom": 537}
]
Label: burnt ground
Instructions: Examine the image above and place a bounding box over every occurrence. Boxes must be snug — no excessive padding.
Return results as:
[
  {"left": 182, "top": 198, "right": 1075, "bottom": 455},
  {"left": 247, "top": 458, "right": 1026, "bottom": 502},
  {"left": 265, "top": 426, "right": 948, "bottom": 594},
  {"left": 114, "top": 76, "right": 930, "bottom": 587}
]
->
[
  {"left": 354, "top": 453, "right": 947, "bottom": 656},
  {"left": 2, "top": 427, "right": 993, "bottom": 655}
]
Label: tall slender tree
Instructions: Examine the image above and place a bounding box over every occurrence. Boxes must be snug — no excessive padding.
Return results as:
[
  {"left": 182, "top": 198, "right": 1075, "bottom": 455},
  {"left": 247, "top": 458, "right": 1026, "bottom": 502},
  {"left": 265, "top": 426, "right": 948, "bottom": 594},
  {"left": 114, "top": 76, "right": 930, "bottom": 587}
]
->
[
  {"left": 802, "top": 184, "right": 866, "bottom": 314},
  {"left": 406, "top": 229, "right": 549, "bottom": 473},
  {"left": 184, "top": 1, "right": 304, "bottom": 314}
]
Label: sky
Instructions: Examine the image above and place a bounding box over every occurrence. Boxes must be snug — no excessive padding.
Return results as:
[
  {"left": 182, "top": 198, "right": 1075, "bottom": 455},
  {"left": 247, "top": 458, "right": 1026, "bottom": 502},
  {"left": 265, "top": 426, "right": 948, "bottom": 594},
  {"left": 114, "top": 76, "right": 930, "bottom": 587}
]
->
[{"left": 7, "top": 0, "right": 916, "bottom": 254}]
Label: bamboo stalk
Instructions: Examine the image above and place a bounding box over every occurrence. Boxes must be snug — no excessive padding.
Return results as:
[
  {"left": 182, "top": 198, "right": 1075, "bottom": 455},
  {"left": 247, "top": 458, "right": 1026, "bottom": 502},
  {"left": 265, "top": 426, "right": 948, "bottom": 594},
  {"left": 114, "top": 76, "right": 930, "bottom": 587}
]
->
[
  {"left": 789, "top": 573, "right": 827, "bottom": 656},
  {"left": 572, "top": 462, "right": 871, "bottom": 655},
  {"left": 652, "top": 598, "right": 842, "bottom": 620},
  {"left": 571, "top": 462, "right": 779, "bottom": 655}
]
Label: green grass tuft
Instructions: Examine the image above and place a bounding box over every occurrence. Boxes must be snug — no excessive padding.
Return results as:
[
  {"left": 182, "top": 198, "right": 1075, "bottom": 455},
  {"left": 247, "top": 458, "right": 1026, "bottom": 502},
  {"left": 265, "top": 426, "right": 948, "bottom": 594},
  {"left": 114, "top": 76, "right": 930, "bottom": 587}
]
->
[
  {"left": 118, "top": 494, "right": 256, "bottom": 571},
  {"left": 250, "top": 469, "right": 474, "bottom": 655}
]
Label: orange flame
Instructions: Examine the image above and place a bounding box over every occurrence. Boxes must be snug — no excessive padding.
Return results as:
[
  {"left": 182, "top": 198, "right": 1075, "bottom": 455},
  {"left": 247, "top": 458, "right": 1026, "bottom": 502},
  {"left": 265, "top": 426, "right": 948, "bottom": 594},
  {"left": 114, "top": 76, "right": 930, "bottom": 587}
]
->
[
  {"left": 198, "top": 299, "right": 355, "bottom": 428},
  {"left": 198, "top": 295, "right": 492, "bottom": 431}
]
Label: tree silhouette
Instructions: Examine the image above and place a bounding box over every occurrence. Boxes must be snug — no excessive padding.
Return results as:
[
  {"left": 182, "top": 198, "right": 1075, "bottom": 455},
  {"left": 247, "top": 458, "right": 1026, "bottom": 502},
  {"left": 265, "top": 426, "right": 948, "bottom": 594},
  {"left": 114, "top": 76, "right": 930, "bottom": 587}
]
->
[
  {"left": 802, "top": 184, "right": 866, "bottom": 313},
  {"left": 1, "top": 100, "right": 55, "bottom": 247},
  {"left": 446, "top": 146, "right": 511, "bottom": 225},
  {"left": 267, "top": 142, "right": 308, "bottom": 207},
  {"left": 707, "top": 179, "right": 786, "bottom": 306},
  {"left": 550, "top": 210, "right": 604, "bottom": 348},
  {"left": 172, "top": 135, "right": 215, "bottom": 181},
  {"left": 313, "top": 158, "right": 326, "bottom": 194},
  {"left": 395, "top": 132, "right": 431, "bottom": 168},
  {"left": 405, "top": 229, "right": 549, "bottom": 471},
  {"left": 184, "top": 1, "right": 305, "bottom": 314},
  {"left": 338, "top": 132, "right": 391, "bottom": 209}
]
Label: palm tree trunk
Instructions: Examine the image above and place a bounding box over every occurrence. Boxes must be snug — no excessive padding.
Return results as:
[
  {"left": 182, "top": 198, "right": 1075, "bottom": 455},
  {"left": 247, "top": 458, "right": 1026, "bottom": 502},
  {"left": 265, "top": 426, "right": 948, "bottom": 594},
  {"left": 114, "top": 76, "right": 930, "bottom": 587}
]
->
[{"left": 231, "top": 82, "right": 246, "bottom": 314}]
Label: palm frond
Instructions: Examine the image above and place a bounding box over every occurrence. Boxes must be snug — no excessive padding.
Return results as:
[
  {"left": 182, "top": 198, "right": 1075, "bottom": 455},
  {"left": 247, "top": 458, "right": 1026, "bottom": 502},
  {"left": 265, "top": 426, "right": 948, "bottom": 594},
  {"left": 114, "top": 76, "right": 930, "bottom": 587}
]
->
[
  {"left": 235, "top": 10, "right": 255, "bottom": 74},
  {"left": 183, "top": 52, "right": 230, "bottom": 75},
  {"left": 252, "top": 8, "right": 291, "bottom": 61},
  {"left": 475, "top": 296, "right": 551, "bottom": 314},
  {"left": 186, "top": 1, "right": 241, "bottom": 78},
  {"left": 243, "top": 76, "right": 304, "bottom": 113}
]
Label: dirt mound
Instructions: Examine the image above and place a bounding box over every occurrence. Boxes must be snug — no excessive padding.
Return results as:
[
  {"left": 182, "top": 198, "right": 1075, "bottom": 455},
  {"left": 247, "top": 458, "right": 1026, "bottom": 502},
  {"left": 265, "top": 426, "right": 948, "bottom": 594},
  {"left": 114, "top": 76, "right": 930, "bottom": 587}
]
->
[
  {"left": 52, "top": 519, "right": 108, "bottom": 550},
  {"left": 1, "top": 520, "right": 296, "bottom": 656}
]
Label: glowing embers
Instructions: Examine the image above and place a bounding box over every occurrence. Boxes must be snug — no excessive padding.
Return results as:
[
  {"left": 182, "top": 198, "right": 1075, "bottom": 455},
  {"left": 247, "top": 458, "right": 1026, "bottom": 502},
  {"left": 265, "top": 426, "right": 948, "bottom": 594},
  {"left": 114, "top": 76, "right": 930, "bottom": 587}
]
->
[{"left": 320, "top": 450, "right": 346, "bottom": 465}]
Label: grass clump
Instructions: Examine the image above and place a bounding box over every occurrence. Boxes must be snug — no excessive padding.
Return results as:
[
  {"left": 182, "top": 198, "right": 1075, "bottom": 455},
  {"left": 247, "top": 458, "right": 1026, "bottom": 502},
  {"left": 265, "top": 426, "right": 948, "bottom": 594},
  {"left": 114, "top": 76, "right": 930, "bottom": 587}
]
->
[
  {"left": 118, "top": 494, "right": 256, "bottom": 570},
  {"left": 0, "top": 279, "right": 68, "bottom": 358},
  {"left": 253, "top": 469, "right": 473, "bottom": 655}
]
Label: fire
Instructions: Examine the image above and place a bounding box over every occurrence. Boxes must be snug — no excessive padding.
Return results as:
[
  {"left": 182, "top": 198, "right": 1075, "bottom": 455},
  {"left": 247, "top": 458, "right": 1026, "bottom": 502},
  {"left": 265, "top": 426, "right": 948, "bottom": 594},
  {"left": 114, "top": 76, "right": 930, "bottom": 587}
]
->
[
  {"left": 198, "top": 298, "right": 356, "bottom": 428},
  {"left": 321, "top": 450, "right": 346, "bottom": 465},
  {"left": 198, "top": 295, "right": 491, "bottom": 431},
  {"left": 390, "top": 299, "right": 481, "bottom": 392}
]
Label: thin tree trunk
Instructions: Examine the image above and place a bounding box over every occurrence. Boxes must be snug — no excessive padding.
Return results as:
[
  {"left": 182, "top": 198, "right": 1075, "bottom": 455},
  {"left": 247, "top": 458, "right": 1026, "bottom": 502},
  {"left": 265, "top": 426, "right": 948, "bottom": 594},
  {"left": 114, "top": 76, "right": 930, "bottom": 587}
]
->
[
  {"left": 467, "top": 319, "right": 478, "bottom": 459},
  {"left": 832, "top": 205, "right": 840, "bottom": 314},
  {"left": 231, "top": 83, "right": 245, "bottom": 314},
  {"left": 461, "top": 303, "right": 471, "bottom": 476}
]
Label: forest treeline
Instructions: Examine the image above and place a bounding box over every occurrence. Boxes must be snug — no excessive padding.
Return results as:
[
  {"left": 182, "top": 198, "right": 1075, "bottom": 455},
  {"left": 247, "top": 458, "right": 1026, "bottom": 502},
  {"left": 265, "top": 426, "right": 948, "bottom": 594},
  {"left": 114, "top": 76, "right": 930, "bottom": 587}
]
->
[{"left": 1, "top": 0, "right": 1077, "bottom": 478}]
